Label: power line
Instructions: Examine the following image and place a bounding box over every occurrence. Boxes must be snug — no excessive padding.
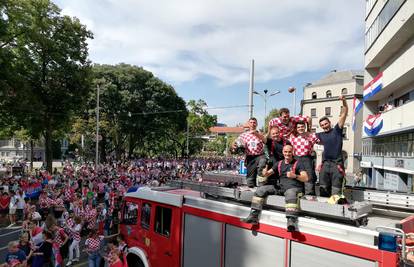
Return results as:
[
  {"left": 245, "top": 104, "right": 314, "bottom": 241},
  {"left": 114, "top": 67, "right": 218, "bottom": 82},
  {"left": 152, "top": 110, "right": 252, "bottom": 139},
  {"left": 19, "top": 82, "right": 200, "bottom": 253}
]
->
[{"left": 1, "top": 104, "right": 250, "bottom": 116}]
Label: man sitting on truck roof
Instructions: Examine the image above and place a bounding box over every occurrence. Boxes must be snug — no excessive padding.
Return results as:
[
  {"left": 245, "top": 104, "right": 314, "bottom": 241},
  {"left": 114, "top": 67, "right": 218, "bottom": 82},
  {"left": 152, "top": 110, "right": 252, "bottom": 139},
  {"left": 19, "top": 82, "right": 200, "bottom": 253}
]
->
[{"left": 241, "top": 145, "right": 309, "bottom": 232}]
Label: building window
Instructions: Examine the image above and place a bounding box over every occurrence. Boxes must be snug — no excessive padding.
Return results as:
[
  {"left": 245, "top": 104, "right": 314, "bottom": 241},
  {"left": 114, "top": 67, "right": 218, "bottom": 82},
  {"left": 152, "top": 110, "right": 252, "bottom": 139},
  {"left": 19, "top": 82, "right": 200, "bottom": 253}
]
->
[
  {"left": 394, "top": 93, "right": 410, "bottom": 107},
  {"left": 343, "top": 127, "right": 348, "bottom": 139},
  {"left": 311, "top": 108, "right": 317, "bottom": 117},
  {"left": 325, "top": 107, "right": 331, "bottom": 116},
  {"left": 312, "top": 92, "right": 317, "bottom": 99},
  {"left": 365, "top": 0, "right": 378, "bottom": 17},
  {"left": 141, "top": 202, "right": 151, "bottom": 230},
  {"left": 326, "top": 90, "right": 332, "bottom": 98},
  {"left": 122, "top": 202, "right": 138, "bottom": 225},
  {"left": 341, "top": 88, "right": 348, "bottom": 95},
  {"left": 154, "top": 206, "right": 172, "bottom": 238},
  {"left": 365, "top": 0, "right": 406, "bottom": 51}
]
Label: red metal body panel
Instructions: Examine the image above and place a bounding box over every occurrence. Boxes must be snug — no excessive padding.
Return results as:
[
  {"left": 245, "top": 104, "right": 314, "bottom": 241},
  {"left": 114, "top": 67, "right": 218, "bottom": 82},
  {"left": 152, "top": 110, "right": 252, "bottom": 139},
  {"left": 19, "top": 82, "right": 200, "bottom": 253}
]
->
[
  {"left": 182, "top": 205, "right": 399, "bottom": 267},
  {"left": 121, "top": 196, "right": 182, "bottom": 267},
  {"left": 121, "top": 194, "right": 399, "bottom": 267}
]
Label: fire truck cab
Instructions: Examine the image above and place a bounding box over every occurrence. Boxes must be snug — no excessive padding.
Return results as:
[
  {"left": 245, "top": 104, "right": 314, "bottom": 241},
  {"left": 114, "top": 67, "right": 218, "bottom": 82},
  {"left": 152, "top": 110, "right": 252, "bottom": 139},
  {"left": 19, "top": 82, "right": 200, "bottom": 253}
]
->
[{"left": 120, "top": 186, "right": 414, "bottom": 267}]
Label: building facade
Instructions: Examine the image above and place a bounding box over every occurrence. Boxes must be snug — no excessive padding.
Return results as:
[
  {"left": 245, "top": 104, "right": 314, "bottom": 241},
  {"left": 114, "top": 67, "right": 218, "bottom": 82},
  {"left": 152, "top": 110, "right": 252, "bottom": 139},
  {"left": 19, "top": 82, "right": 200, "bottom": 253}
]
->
[
  {"left": 0, "top": 138, "right": 69, "bottom": 162},
  {"left": 361, "top": 0, "right": 414, "bottom": 192},
  {"left": 0, "top": 139, "right": 45, "bottom": 162},
  {"left": 302, "top": 70, "right": 364, "bottom": 175}
]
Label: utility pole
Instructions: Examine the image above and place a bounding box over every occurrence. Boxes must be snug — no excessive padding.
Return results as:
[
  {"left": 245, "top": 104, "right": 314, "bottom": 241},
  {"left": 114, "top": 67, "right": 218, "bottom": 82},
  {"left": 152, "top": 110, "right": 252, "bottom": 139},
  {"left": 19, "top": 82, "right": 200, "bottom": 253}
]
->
[
  {"left": 253, "top": 89, "right": 280, "bottom": 131},
  {"left": 248, "top": 59, "right": 254, "bottom": 118},
  {"left": 95, "top": 84, "right": 100, "bottom": 167},
  {"left": 81, "top": 134, "right": 84, "bottom": 163},
  {"left": 186, "top": 119, "right": 189, "bottom": 157},
  {"left": 264, "top": 89, "right": 268, "bottom": 126},
  {"left": 288, "top": 87, "right": 296, "bottom": 115}
]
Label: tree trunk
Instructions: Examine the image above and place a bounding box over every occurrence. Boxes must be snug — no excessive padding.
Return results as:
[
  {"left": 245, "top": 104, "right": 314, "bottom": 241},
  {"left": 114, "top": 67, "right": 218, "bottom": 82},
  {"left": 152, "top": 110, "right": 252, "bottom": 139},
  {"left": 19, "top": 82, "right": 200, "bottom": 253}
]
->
[
  {"left": 44, "top": 128, "right": 53, "bottom": 173},
  {"left": 128, "top": 134, "right": 137, "bottom": 159}
]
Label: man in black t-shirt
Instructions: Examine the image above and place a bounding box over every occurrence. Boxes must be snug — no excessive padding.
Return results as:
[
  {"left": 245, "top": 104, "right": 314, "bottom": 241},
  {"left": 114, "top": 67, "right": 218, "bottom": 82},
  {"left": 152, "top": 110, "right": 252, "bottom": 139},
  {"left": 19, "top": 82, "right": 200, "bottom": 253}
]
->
[
  {"left": 316, "top": 95, "right": 348, "bottom": 197},
  {"left": 241, "top": 145, "right": 308, "bottom": 232},
  {"left": 265, "top": 126, "right": 291, "bottom": 162}
]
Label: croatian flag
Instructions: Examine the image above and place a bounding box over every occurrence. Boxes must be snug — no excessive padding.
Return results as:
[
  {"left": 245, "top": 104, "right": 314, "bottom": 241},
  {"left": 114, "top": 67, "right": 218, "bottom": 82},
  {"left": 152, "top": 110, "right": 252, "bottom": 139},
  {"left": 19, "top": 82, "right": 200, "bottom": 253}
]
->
[
  {"left": 363, "top": 72, "right": 383, "bottom": 101},
  {"left": 364, "top": 114, "right": 383, "bottom": 136},
  {"left": 352, "top": 97, "right": 363, "bottom": 131},
  {"left": 25, "top": 182, "right": 42, "bottom": 199}
]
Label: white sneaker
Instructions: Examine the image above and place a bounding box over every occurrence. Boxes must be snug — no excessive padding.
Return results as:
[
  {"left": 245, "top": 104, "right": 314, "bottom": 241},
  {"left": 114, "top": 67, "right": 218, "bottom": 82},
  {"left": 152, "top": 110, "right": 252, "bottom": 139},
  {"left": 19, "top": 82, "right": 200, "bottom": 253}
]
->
[
  {"left": 66, "top": 261, "right": 73, "bottom": 266},
  {"left": 73, "top": 258, "right": 79, "bottom": 262}
]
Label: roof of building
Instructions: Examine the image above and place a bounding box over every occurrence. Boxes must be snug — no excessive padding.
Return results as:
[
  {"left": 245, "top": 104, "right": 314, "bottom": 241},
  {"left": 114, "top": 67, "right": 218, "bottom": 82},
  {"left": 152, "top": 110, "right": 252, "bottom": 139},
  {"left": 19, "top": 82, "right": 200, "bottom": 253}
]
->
[
  {"left": 308, "top": 70, "right": 364, "bottom": 87},
  {"left": 209, "top": 126, "right": 245, "bottom": 134}
]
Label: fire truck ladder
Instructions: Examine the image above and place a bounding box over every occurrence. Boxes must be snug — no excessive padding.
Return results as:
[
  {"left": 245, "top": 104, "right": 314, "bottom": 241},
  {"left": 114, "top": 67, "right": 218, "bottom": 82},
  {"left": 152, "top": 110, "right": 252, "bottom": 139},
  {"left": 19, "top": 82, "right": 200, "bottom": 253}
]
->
[{"left": 167, "top": 179, "right": 372, "bottom": 226}]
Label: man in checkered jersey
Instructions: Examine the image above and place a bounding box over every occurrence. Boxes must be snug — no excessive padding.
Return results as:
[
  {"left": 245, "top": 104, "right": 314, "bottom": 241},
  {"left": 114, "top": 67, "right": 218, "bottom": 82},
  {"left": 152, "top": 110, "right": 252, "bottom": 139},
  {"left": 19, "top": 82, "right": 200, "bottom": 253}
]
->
[
  {"left": 231, "top": 117, "right": 265, "bottom": 188},
  {"left": 288, "top": 121, "right": 319, "bottom": 195},
  {"left": 268, "top": 108, "right": 311, "bottom": 138}
]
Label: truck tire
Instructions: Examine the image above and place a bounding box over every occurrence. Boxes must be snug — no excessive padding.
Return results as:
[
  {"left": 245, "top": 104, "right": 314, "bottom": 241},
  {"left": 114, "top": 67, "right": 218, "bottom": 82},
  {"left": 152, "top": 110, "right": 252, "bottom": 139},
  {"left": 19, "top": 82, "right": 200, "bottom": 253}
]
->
[{"left": 127, "top": 254, "right": 145, "bottom": 267}]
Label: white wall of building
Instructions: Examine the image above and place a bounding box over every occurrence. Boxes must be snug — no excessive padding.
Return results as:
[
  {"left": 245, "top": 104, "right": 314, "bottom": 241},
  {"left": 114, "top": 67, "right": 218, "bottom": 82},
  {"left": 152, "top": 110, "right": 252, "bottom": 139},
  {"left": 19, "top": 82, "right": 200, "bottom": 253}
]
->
[{"left": 302, "top": 73, "right": 363, "bottom": 174}]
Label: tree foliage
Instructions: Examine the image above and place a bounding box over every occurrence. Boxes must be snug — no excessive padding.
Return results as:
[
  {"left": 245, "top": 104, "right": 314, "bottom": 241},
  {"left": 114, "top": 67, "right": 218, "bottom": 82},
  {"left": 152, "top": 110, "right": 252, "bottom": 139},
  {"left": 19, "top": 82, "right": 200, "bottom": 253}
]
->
[
  {"left": 0, "top": 1, "right": 217, "bottom": 163},
  {"left": 263, "top": 108, "right": 280, "bottom": 132},
  {"left": 70, "top": 64, "right": 188, "bottom": 161},
  {"left": 0, "top": 0, "right": 93, "bottom": 171}
]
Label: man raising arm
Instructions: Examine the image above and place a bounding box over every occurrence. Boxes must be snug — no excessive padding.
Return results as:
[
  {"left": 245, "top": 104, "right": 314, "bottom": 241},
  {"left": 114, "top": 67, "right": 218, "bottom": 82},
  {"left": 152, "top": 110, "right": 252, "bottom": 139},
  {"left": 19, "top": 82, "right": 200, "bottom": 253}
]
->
[{"left": 316, "top": 95, "right": 348, "bottom": 197}]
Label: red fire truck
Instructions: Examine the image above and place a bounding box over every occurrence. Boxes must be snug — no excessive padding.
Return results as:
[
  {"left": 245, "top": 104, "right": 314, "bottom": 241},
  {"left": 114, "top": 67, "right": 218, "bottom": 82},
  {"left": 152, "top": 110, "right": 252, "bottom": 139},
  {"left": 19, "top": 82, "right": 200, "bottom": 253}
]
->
[{"left": 120, "top": 179, "right": 414, "bottom": 267}]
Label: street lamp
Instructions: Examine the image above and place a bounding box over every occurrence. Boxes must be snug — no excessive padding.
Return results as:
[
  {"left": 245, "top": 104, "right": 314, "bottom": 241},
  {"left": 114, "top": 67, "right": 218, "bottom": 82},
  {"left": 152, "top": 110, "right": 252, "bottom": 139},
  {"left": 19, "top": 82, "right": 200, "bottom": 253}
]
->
[
  {"left": 288, "top": 87, "right": 296, "bottom": 115},
  {"left": 253, "top": 89, "right": 280, "bottom": 130},
  {"left": 95, "top": 84, "right": 100, "bottom": 167}
]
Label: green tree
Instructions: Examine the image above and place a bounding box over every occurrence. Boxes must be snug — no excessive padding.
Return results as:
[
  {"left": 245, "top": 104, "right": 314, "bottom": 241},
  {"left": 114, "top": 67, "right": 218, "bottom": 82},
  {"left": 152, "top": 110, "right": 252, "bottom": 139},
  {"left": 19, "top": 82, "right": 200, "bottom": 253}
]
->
[
  {"left": 263, "top": 108, "right": 280, "bottom": 132},
  {"left": 169, "top": 100, "right": 217, "bottom": 157},
  {"left": 1, "top": 0, "right": 93, "bottom": 172},
  {"left": 70, "top": 64, "right": 188, "bottom": 161},
  {"left": 204, "top": 135, "right": 227, "bottom": 155}
]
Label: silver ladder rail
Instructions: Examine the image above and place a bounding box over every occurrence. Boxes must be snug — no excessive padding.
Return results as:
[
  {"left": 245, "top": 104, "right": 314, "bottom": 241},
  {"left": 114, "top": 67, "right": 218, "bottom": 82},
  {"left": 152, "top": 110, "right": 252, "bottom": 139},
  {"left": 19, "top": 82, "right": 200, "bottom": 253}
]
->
[{"left": 167, "top": 180, "right": 372, "bottom": 225}]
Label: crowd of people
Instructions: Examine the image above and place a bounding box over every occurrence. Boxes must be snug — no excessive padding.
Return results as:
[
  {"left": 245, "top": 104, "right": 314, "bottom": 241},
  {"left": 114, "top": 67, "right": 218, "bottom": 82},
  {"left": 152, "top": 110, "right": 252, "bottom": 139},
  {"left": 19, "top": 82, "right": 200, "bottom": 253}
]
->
[{"left": 0, "top": 157, "right": 238, "bottom": 267}]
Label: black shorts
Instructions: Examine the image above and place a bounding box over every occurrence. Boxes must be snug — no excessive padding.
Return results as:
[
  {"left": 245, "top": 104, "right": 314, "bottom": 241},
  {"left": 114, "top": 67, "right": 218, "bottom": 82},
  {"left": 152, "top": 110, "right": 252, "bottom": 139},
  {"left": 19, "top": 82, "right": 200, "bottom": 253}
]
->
[{"left": 0, "top": 208, "right": 9, "bottom": 215}]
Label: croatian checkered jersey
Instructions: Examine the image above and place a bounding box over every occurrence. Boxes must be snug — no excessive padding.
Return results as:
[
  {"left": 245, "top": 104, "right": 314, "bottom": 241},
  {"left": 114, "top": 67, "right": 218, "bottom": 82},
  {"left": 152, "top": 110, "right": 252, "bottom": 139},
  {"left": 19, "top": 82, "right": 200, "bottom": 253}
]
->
[
  {"left": 268, "top": 115, "right": 308, "bottom": 137},
  {"left": 288, "top": 133, "right": 319, "bottom": 156},
  {"left": 85, "top": 236, "right": 104, "bottom": 252},
  {"left": 239, "top": 131, "right": 264, "bottom": 155}
]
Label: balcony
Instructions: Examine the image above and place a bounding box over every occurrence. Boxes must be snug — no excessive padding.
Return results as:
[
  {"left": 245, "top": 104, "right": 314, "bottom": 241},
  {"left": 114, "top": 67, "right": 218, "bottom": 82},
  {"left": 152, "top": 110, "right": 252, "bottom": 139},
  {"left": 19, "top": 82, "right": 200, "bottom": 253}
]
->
[
  {"left": 365, "top": 0, "right": 414, "bottom": 68},
  {"left": 371, "top": 99, "right": 414, "bottom": 136},
  {"left": 362, "top": 101, "right": 414, "bottom": 138},
  {"left": 362, "top": 101, "right": 414, "bottom": 158}
]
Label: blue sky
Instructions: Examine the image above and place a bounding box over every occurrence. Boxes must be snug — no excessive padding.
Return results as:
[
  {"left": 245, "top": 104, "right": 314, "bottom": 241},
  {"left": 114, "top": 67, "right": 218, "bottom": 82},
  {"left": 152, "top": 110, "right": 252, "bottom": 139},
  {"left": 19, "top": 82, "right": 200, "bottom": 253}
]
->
[{"left": 56, "top": 0, "right": 365, "bottom": 128}]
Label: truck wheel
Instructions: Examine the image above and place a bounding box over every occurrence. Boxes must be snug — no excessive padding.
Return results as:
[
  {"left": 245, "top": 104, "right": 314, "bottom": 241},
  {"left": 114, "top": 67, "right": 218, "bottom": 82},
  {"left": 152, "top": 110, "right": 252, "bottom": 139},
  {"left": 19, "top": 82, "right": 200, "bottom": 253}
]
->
[{"left": 127, "top": 254, "right": 145, "bottom": 267}]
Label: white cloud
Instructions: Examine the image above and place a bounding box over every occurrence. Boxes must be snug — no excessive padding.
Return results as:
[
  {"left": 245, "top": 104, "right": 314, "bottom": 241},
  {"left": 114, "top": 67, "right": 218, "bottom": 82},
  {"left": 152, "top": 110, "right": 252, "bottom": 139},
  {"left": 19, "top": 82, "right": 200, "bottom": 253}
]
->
[{"left": 58, "top": 0, "right": 365, "bottom": 86}]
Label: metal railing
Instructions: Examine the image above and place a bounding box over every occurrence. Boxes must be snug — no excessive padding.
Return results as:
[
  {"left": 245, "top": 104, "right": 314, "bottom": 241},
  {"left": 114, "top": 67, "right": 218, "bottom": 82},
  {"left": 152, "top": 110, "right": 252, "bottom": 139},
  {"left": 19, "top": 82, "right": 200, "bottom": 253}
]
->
[{"left": 365, "top": 0, "right": 406, "bottom": 51}]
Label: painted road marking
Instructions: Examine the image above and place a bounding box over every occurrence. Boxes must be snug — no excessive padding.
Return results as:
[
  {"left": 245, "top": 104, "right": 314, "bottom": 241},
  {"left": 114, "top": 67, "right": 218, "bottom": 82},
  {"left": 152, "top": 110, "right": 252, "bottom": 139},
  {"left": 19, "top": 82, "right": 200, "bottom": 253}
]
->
[
  {"left": 0, "top": 229, "right": 21, "bottom": 238},
  {"left": 73, "top": 261, "right": 88, "bottom": 267}
]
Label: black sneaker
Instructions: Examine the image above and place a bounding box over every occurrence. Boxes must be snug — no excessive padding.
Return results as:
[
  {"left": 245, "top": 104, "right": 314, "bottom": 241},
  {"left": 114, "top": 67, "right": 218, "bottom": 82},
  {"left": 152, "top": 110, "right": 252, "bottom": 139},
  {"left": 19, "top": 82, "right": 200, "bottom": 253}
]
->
[{"left": 287, "top": 217, "right": 298, "bottom": 232}]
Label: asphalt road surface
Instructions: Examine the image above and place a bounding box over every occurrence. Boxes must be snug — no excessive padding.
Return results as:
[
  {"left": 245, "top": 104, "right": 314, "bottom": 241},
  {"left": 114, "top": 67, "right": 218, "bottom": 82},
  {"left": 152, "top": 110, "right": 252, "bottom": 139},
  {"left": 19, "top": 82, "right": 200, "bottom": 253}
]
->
[{"left": 0, "top": 226, "right": 90, "bottom": 267}]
